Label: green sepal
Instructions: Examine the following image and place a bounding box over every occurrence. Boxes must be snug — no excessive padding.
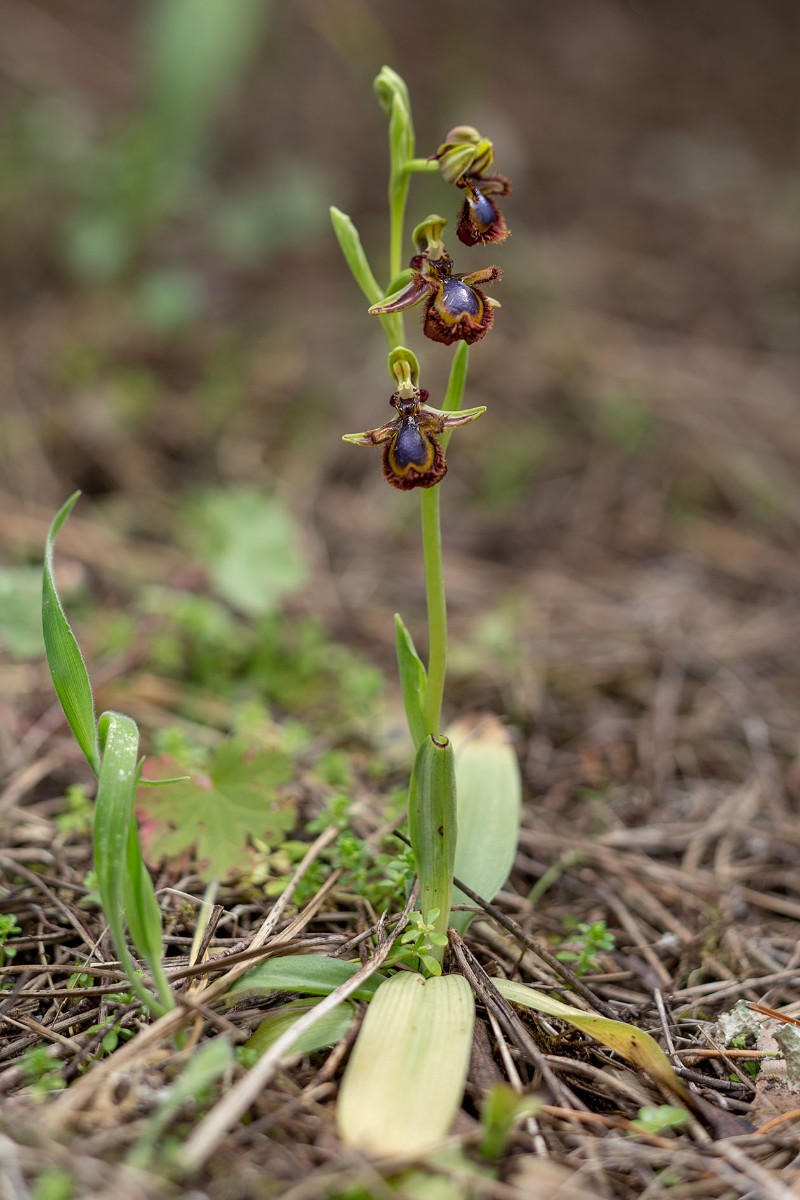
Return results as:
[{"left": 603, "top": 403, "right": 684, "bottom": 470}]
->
[
  {"left": 394, "top": 613, "right": 428, "bottom": 748},
  {"left": 41, "top": 492, "right": 100, "bottom": 775},
  {"left": 408, "top": 735, "right": 457, "bottom": 963}
]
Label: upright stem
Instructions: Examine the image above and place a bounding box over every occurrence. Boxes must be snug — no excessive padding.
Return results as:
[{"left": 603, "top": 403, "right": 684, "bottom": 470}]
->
[
  {"left": 421, "top": 486, "right": 446, "bottom": 736},
  {"left": 420, "top": 343, "right": 469, "bottom": 738}
]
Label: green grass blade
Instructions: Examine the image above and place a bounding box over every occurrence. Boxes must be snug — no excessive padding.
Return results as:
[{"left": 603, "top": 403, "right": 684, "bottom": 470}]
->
[
  {"left": 338, "top": 972, "right": 474, "bottom": 1155},
  {"left": 408, "top": 735, "right": 457, "bottom": 964},
  {"left": 129, "top": 1036, "right": 235, "bottom": 1167},
  {"left": 95, "top": 711, "right": 163, "bottom": 1013},
  {"left": 449, "top": 716, "right": 521, "bottom": 935},
  {"left": 395, "top": 613, "right": 428, "bottom": 748},
  {"left": 122, "top": 814, "right": 172, "bottom": 1009},
  {"left": 42, "top": 492, "right": 100, "bottom": 775},
  {"left": 225, "top": 954, "right": 388, "bottom": 1002}
]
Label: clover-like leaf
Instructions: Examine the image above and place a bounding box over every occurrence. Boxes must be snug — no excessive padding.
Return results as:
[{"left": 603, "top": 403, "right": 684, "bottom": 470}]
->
[{"left": 138, "top": 738, "right": 293, "bottom": 881}]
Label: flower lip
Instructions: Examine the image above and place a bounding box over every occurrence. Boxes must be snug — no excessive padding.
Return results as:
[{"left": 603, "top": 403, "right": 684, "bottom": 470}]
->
[
  {"left": 439, "top": 278, "right": 482, "bottom": 319},
  {"left": 455, "top": 175, "right": 511, "bottom": 246}
]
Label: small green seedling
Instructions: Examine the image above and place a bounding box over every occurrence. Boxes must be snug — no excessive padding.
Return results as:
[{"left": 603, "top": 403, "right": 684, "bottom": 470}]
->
[
  {"left": 631, "top": 1105, "right": 690, "bottom": 1136},
  {"left": 557, "top": 919, "right": 615, "bottom": 976}
]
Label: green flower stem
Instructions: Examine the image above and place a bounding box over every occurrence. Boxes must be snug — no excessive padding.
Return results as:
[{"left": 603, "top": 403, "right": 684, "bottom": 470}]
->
[
  {"left": 389, "top": 172, "right": 410, "bottom": 304},
  {"left": 420, "top": 344, "right": 469, "bottom": 737},
  {"left": 404, "top": 158, "right": 441, "bottom": 175}
]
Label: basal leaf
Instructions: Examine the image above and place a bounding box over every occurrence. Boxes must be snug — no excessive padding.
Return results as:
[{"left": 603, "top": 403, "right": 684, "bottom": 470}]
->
[
  {"left": 449, "top": 715, "right": 521, "bottom": 935},
  {"left": 338, "top": 972, "right": 474, "bottom": 1155},
  {"left": 138, "top": 740, "right": 293, "bottom": 881}
]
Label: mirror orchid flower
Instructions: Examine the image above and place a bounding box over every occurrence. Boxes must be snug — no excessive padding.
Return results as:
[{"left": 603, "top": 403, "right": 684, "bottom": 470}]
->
[
  {"left": 369, "top": 251, "right": 501, "bottom": 345},
  {"left": 430, "top": 125, "right": 512, "bottom": 246},
  {"left": 343, "top": 387, "right": 486, "bottom": 490}
]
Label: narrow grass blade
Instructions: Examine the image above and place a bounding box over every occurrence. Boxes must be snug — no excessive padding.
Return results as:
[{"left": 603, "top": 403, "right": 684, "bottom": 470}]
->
[
  {"left": 225, "top": 954, "right": 388, "bottom": 1002},
  {"left": 246, "top": 999, "right": 355, "bottom": 1060},
  {"left": 337, "top": 972, "right": 474, "bottom": 1156},
  {"left": 449, "top": 716, "right": 521, "bottom": 935},
  {"left": 494, "top": 978, "right": 689, "bottom": 1103},
  {"left": 42, "top": 492, "right": 100, "bottom": 775},
  {"left": 395, "top": 613, "right": 428, "bottom": 748},
  {"left": 122, "top": 815, "right": 172, "bottom": 1008},
  {"left": 408, "top": 736, "right": 457, "bottom": 962},
  {"left": 95, "top": 711, "right": 163, "bottom": 1012},
  {"left": 129, "top": 1036, "right": 234, "bottom": 1167}
]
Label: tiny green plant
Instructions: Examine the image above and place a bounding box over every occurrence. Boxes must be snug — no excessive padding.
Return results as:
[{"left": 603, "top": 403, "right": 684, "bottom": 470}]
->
[
  {"left": 0, "top": 913, "right": 21, "bottom": 969},
  {"left": 557, "top": 919, "right": 616, "bottom": 976}
]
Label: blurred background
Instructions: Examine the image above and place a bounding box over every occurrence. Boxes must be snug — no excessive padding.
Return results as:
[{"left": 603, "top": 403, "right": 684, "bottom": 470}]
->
[{"left": 3, "top": 0, "right": 800, "bottom": 808}]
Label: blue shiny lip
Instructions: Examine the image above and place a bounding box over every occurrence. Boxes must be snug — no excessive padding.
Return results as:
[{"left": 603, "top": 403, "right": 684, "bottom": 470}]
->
[
  {"left": 469, "top": 191, "right": 496, "bottom": 229},
  {"left": 392, "top": 422, "right": 430, "bottom": 469},
  {"left": 440, "top": 279, "right": 481, "bottom": 318}
]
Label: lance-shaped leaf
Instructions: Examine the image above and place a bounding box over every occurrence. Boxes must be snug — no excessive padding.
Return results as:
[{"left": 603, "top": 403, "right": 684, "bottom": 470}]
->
[
  {"left": 449, "top": 716, "right": 521, "bottom": 935},
  {"left": 408, "top": 735, "right": 457, "bottom": 965},
  {"left": 395, "top": 613, "right": 428, "bottom": 748},
  {"left": 338, "top": 972, "right": 474, "bottom": 1155},
  {"left": 42, "top": 492, "right": 99, "bottom": 775},
  {"left": 225, "top": 953, "right": 388, "bottom": 1003},
  {"left": 493, "top": 978, "right": 689, "bottom": 1104}
]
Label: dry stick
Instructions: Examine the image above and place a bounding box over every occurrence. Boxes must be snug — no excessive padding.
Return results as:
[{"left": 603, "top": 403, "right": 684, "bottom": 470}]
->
[
  {"left": 393, "top": 831, "right": 619, "bottom": 1020},
  {"left": 0, "top": 856, "right": 99, "bottom": 955},
  {"left": 485, "top": 1009, "right": 550, "bottom": 1159},
  {"left": 177, "top": 895, "right": 416, "bottom": 1173},
  {"left": 449, "top": 930, "right": 585, "bottom": 1112}
]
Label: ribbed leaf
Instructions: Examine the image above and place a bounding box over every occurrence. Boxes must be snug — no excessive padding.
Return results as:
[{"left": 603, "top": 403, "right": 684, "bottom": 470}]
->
[
  {"left": 225, "top": 954, "right": 388, "bottom": 1002},
  {"left": 494, "top": 978, "right": 689, "bottom": 1103},
  {"left": 338, "top": 972, "right": 474, "bottom": 1155},
  {"left": 449, "top": 716, "right": 521, "bottom": 935},
  {"left": 41, "top": 492, "right": 99, "bottom": 775},
  {"left": 395, "top": 613, "right": 428, "bottom": 748}
]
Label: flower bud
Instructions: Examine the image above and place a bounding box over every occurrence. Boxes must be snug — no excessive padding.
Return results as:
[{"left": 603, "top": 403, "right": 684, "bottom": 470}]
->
[{"left": 431, "top": 126, "right": 494, "bottom": 185}]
